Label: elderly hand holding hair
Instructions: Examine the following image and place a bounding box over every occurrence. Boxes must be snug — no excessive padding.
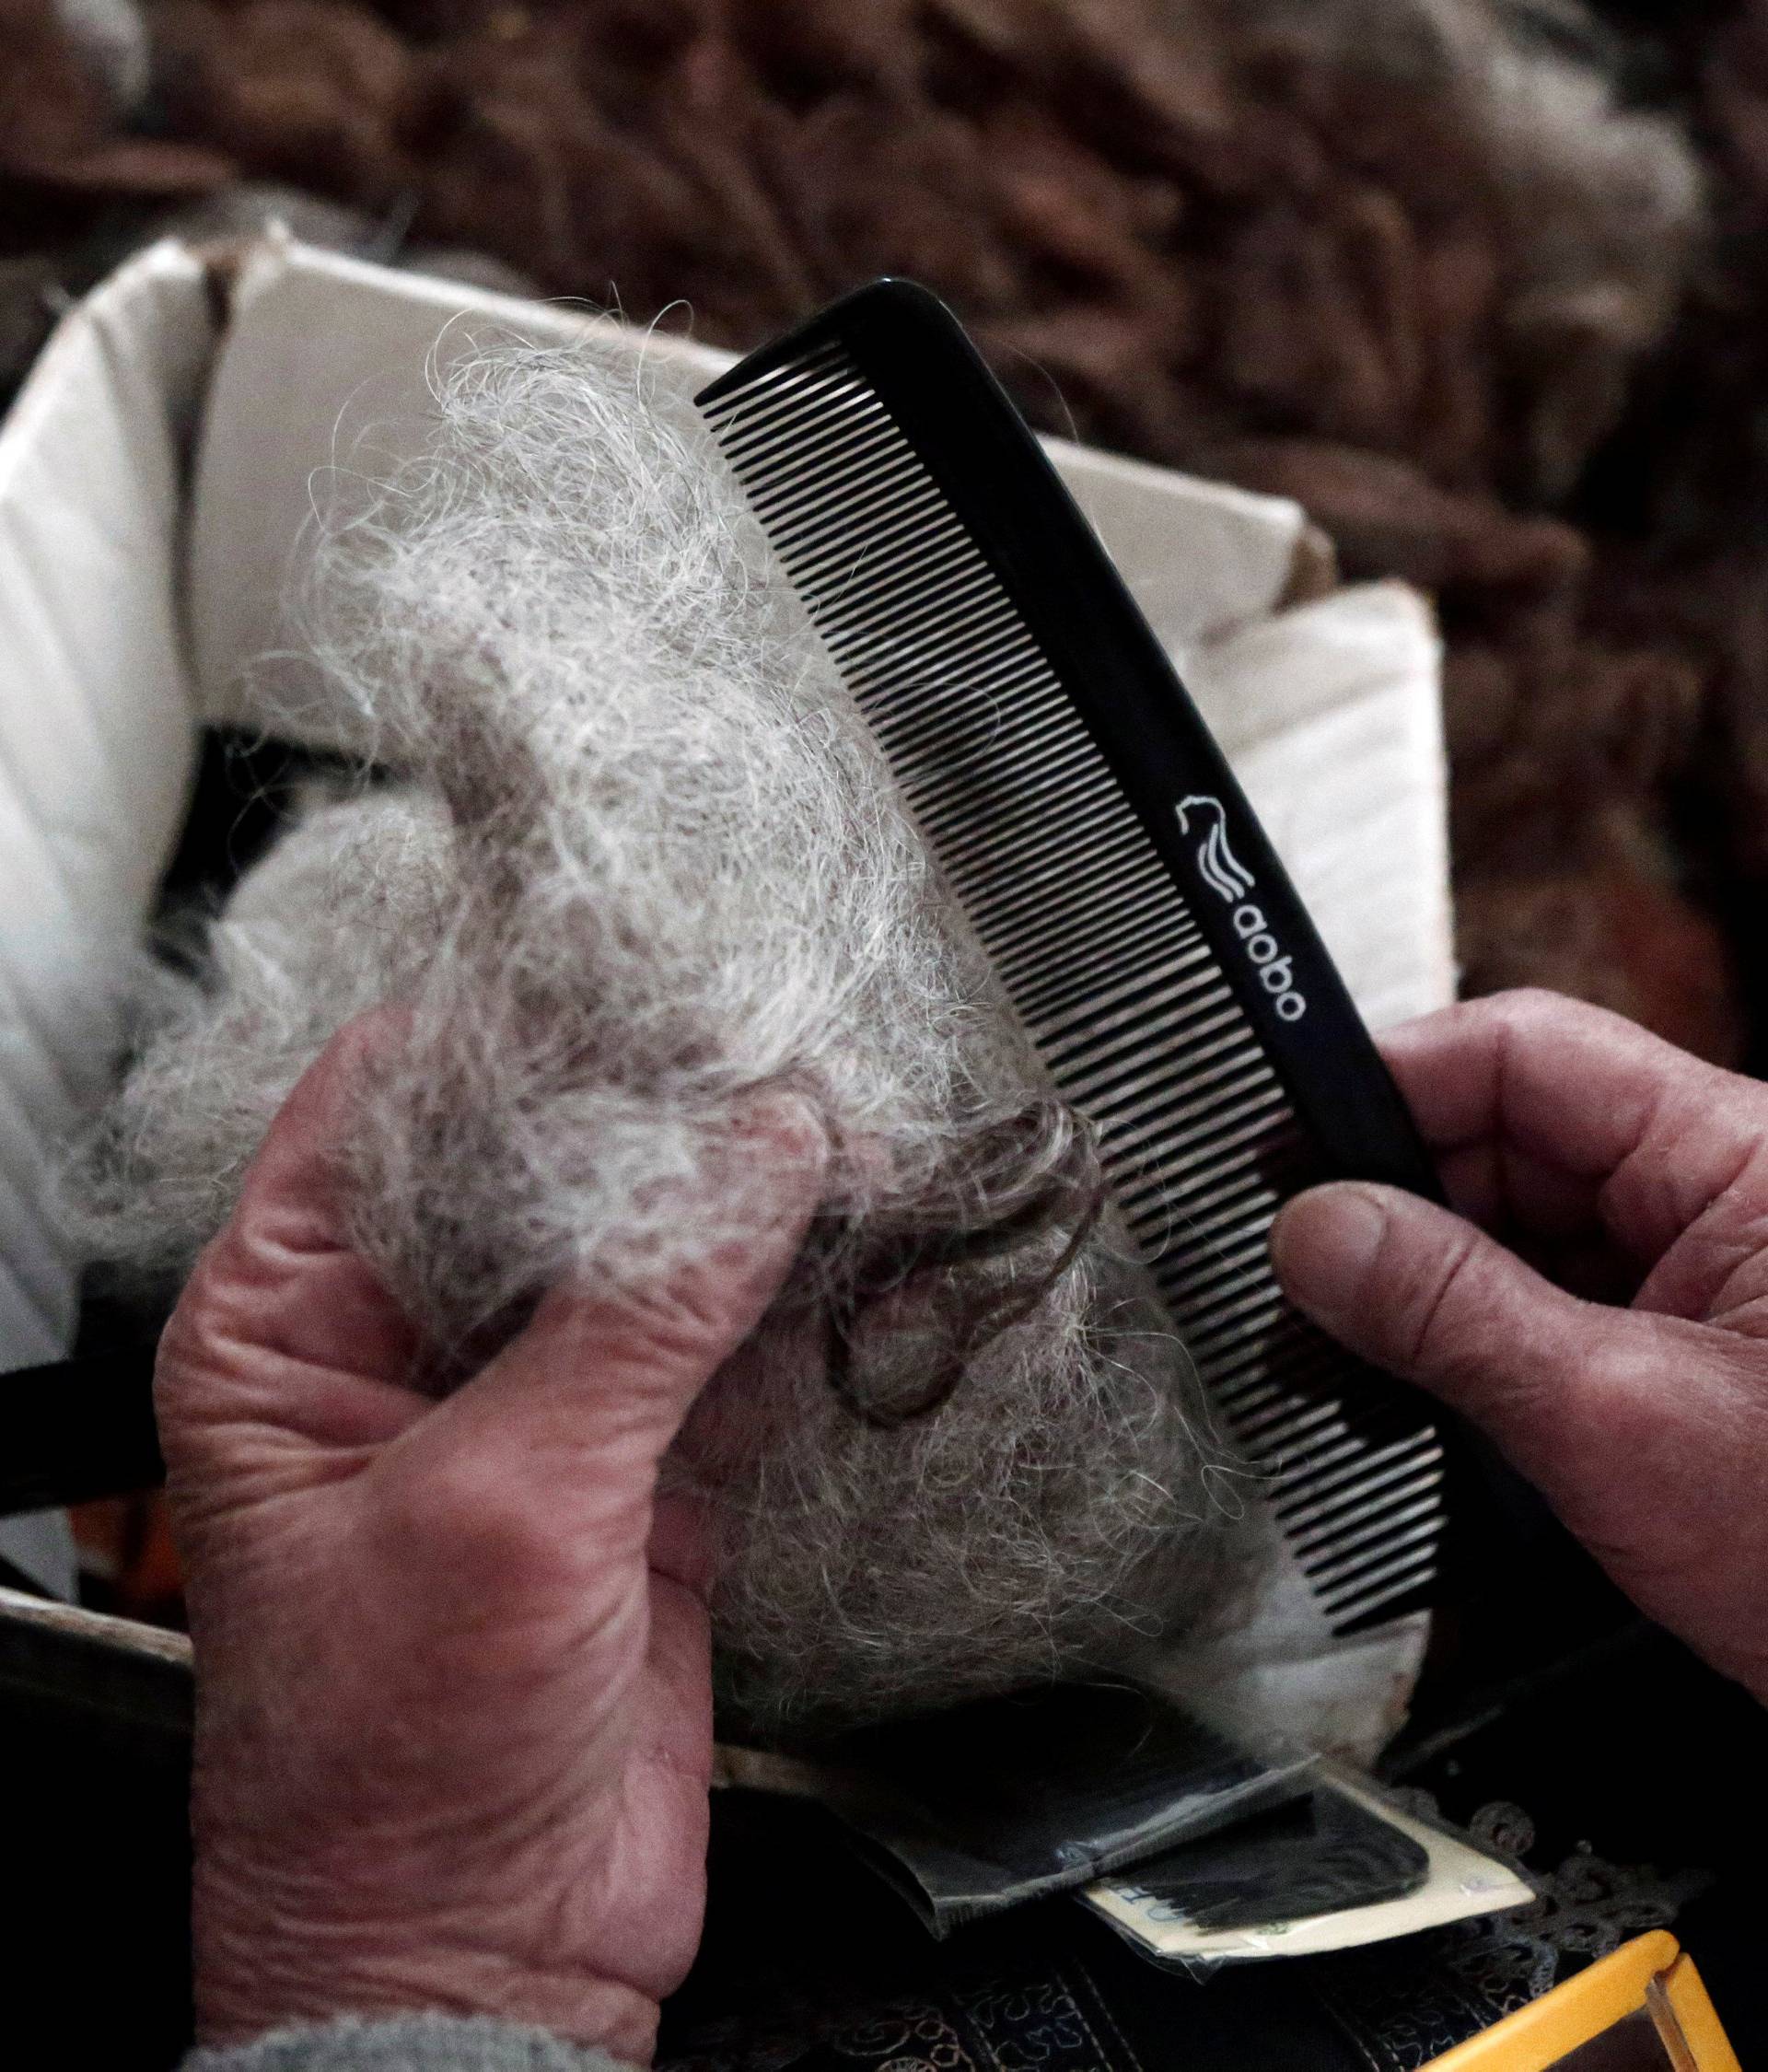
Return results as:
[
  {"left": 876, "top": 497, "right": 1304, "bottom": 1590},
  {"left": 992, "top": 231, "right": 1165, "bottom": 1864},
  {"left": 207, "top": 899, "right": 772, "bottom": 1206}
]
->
[{"left": 164, "top": 984, "right": 1768, "bottom": 2072}]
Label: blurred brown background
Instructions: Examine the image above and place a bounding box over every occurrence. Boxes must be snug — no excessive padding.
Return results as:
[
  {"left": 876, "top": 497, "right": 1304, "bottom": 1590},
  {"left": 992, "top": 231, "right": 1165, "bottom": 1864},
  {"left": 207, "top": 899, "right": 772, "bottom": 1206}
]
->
[{"left": 6, "top": 2, "right": 1767, "bottom": 1054}]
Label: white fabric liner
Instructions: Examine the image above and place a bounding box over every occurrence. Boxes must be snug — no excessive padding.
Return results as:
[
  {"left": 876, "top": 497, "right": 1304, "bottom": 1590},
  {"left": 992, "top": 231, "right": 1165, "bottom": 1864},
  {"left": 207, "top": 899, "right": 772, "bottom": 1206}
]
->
[{"left": 0, "top": 234, "right": 1454, "bottom": 1719}]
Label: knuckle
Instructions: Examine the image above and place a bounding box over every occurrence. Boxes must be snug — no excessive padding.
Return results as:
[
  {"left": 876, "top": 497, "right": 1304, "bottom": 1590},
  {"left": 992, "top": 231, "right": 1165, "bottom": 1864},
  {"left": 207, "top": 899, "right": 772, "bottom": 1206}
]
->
[
  {"left": 366, "top": 1445, "right": 578, "bottom": 1601},
  {"left": 1397, "top": 1224, "right": 1483, "bottom": 1375},
  {"left": 1479, "top": 986, "right": 1566, "bottom": 1046},
  {"left": 153, "top": 1266, "right": 247, "bottom": 1437},
  {"left": 1518, "top": 1331, "right": 1682, "bottom": 1520},
  {"left": 159, "top": 1228, "right": 261, "bottom": 1362},
  {"left": 1495, "top": 985, "right": 1563, "bottom": 1021},
  {"left": 620, "top": 1281, "right": 729, "bottom": 1377},
  {"left": 1574, "top": 1329, "right": 1701, "bottom": 1455},
  {"left": 535, "top": 1278, "right": 730, "bottom": 1404}
]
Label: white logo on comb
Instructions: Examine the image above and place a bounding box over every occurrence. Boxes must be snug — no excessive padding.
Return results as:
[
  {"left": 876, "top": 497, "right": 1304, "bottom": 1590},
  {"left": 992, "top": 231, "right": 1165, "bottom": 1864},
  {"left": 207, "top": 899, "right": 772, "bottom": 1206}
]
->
[
  {"left": 1174, "top": 796, "right": 1307, "bottom": 1022},
  {"left": 1176, "top": 795, "right": 1254, "bottom": 903}
]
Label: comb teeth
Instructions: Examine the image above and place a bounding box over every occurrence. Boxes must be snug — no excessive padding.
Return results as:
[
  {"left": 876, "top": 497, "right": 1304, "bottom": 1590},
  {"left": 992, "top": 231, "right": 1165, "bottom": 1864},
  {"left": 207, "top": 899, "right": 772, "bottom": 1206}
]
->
[{"left": 701, "top": 328, "right": 1444, "bottom": 1634}]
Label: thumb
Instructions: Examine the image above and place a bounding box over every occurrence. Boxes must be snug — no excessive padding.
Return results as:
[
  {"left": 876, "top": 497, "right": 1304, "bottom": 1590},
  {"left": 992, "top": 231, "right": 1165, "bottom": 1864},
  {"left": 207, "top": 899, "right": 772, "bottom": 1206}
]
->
[
  {"left": 393, "top": 1100, "right": 828, "bottom": 1532},
  {"left": 1269, "top": 1182, "right": 1625, "bottom": 1500}
]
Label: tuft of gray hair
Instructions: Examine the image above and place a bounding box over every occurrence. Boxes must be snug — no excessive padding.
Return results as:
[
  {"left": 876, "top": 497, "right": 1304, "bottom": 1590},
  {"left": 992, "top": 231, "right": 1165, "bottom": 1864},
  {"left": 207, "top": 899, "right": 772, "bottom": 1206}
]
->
[{"left": 67, "top": 341, "right": 1240, "bottom": 1733}]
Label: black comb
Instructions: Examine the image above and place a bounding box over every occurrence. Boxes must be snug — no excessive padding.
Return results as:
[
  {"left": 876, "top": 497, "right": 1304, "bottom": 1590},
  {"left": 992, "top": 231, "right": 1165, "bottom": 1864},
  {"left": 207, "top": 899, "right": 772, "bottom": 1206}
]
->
[{"left": 697, "top": 280, "right": 1456, "bottom": 1639}]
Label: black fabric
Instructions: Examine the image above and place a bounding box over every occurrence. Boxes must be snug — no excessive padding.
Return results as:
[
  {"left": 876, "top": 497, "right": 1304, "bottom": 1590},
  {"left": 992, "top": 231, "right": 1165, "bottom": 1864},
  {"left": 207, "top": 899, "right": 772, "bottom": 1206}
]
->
[
  {"left": 808, "top": 1683, "right": 1311, "bottom": 1931},
  {"left": 660, "top": 1796, "right": 1480, "bottom": 2072},
  {"left": 662, "top": 1793, "right": 1368, "bottom": 2072},
  {"left": 658, "top": 1622, "right": 1766, "bottom": 2072},
  {"left": 156, "top": 726, "right": 384, "bottom": 921},
  {"left": 0, "top": 1617, "right": 193, "bottom": 2064},
  {"left": 1392, "top": 1625, "right": 1768, "bottom": 2069},
  {"left": 0, "top": 1347, "right": 161, "bottom": 1516},
  {"left": 2, "top": 1526, "right": 1756, "bottom": 2070}
]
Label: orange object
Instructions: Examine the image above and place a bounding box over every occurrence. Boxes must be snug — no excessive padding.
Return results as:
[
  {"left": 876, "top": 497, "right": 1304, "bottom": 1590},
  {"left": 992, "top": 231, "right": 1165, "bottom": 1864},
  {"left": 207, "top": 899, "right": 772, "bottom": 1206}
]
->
[{"left": 1424, "top": 1932, "right": 1741, "bottom": 2070}]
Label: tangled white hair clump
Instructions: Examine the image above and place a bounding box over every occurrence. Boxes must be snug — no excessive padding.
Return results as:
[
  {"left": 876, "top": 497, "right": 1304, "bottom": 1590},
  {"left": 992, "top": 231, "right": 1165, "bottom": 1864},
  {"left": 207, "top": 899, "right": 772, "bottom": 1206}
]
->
[{"left": 69, "top": 342, "right": 1239, "bottom": 1732}]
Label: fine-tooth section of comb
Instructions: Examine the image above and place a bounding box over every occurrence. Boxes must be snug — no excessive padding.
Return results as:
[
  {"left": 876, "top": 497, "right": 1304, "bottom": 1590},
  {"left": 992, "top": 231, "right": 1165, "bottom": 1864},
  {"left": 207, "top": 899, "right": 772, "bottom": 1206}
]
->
[{"left": 697, "top": 281, "right": 1453, "bottom": 1635}]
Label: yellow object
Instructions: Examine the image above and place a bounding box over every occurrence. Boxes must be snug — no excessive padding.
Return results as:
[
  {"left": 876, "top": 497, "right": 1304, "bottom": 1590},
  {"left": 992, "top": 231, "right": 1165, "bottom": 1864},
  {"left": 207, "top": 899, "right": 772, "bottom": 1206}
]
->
[{"left": 1424, "top": 1932, "right": 1742, "bottom": 2069}]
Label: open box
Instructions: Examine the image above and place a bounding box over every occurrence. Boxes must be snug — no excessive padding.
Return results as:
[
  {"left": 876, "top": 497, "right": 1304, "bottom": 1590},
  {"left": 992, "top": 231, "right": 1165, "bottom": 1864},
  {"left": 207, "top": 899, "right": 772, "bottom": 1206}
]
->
[
  {"left": 0, "top": 229, "right": 1464, "bottom": 2035},
  {"left": 0, "top": 225, "right": 1456, "bottom": 1729},
  {"left": 0, "top": 227, "right": 1454, "bottom": 1460}
]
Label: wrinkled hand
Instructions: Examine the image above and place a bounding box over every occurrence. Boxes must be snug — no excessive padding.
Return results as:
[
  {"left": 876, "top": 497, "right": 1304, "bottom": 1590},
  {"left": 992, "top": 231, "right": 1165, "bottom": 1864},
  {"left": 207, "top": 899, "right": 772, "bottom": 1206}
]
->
[
  {"left": 1272, "top": 988, "right": 1768, "bottom": 1706},
  {"left": 156, "top": 1020, "right": 823, "bottom": 2058}
]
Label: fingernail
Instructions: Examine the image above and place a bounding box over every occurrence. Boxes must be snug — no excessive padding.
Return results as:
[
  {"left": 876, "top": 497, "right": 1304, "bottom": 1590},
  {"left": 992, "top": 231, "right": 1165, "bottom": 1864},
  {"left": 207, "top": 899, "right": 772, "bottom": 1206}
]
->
[{"left": 1270, "top": 1184, "right": 1390, "bottom": 1319}]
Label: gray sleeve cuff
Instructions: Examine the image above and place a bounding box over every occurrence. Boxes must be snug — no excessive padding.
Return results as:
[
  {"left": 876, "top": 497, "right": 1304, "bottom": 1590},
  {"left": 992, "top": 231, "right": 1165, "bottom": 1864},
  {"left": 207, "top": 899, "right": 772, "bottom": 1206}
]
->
[{"left": 181, "top": 2013, "right": 643, "bottom": 2072}]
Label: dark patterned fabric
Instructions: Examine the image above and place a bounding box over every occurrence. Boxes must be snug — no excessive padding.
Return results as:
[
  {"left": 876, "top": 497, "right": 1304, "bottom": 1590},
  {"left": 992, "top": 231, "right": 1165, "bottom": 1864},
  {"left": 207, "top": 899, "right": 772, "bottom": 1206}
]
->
[{"left": 657, "top": 1779, "right": 1703, "bottom": 2072}]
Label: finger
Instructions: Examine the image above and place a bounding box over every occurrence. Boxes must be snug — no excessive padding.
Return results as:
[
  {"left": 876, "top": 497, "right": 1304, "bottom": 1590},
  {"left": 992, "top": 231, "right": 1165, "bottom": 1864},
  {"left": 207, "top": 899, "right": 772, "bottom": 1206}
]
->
[
  {"left": 1274, "top": 1182, "right": 1768, "bottom": 1696},
  {"left": 1433, "top": 1137, "right": 1609, "bottom": 1243},
  {"left": 383, "top": 1100, "right": 827, "bottom": 1552},
  {"left": 1270, "top": 1181, "right": 1622, "bottom": 1494},
  {"left": 1380, "top": 990, "right": 1768, "bottom": 1265},
  {"left": 158, "top": 1012, "right": 425, "bottom": 1459}
]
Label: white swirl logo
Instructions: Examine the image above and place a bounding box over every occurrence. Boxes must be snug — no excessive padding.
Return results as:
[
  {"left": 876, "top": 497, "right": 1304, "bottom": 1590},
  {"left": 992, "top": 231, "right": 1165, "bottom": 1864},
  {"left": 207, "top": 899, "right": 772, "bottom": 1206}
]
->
[
  {"left": 1174, "top": 795, "right": 1308, "bottom": 1022},
  {"left": 1177, "top": 795, "right": 1254, "bottom": 904}
]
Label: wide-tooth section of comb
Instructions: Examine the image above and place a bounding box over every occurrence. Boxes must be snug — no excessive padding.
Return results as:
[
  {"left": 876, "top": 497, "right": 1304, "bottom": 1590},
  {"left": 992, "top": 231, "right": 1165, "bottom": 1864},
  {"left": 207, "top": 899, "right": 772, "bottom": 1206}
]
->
[{"left": 700, "top": 323, "right": 1444, "bottom": 1635}]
